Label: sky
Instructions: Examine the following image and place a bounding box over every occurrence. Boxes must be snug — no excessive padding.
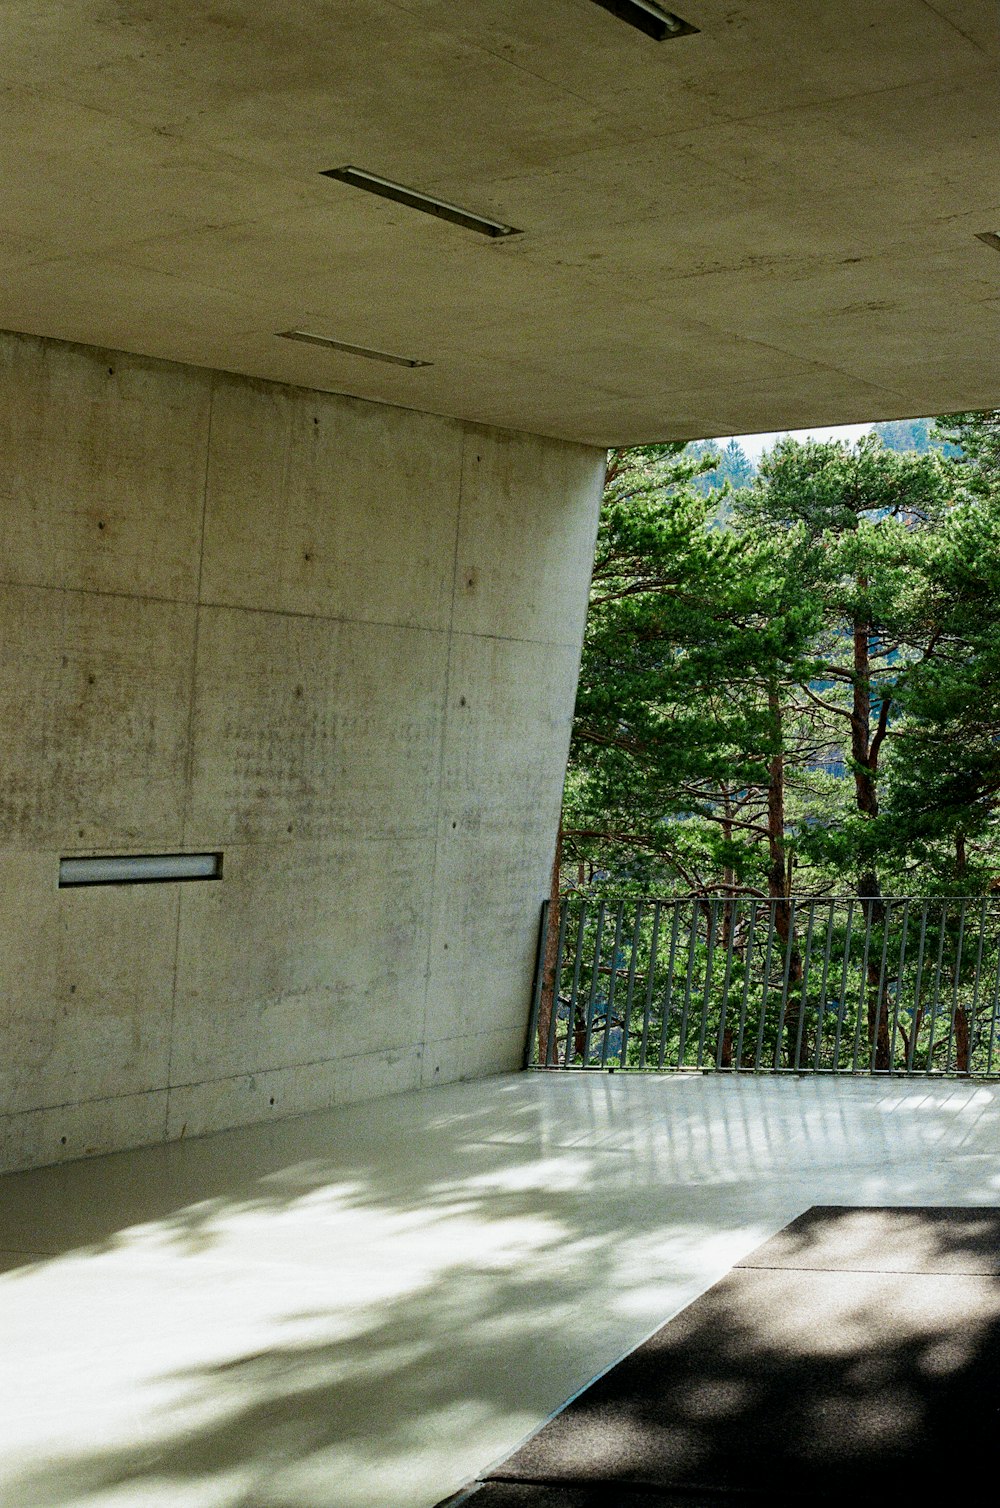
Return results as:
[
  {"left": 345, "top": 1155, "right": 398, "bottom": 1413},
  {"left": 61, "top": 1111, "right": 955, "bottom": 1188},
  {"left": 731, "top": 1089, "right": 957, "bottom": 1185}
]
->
[{"left": 714, "top": 422, "right": 873, "bottom": 463}]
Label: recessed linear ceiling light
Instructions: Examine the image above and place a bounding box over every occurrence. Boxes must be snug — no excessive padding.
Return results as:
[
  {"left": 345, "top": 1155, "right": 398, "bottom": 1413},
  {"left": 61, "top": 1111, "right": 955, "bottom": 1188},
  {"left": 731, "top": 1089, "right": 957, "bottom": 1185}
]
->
[
  {"left": 591, "top": 0, "right": 699, "bottom": 40},
  {"left": 975, "top": 231, "right": 1000, "bottom": 252},
  {"left": 321, "top": 165, "right": 521, "bottom": 239},
  {"left": 276, "top": 329, "right": 432, "bottom": 368}
]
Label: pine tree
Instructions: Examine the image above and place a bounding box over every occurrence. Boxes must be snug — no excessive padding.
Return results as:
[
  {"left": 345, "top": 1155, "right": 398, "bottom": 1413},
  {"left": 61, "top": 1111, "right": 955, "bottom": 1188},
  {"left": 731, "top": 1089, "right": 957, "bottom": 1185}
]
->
[
  {"left": 554, "top": 424, "right": 1000, "bottom": 1070},
  {"left": 564, "top": 444, "right": 816, "bottom": 894}
]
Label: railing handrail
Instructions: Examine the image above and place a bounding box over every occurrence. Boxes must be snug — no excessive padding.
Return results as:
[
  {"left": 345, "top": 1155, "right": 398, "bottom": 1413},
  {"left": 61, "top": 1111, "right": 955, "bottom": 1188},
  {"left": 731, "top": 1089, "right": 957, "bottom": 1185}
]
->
[{"left": 553, "top": 893, "right": 998, "bottom": 904}]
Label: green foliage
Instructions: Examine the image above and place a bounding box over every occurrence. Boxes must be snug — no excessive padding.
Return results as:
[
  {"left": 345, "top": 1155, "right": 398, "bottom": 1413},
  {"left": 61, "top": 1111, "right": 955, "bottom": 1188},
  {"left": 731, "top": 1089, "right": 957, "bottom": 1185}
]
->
[
  {"left": 871, "top": 416, "right": 962, "bottom": 457},
  {"left": 564, "top": 420, "right": 1000, "bottom": 903},
  {"left": 741, "top": 432, "right": 954, "bottom": 534},
  {"left": 685, "top": 438, "right": 757, "bottom": 519},
  {"left": 933, "top": 411, "right": 1000, "bottom": 489},
  {"left": 565, "top": 445, "right": 819, "bottom": 892}
]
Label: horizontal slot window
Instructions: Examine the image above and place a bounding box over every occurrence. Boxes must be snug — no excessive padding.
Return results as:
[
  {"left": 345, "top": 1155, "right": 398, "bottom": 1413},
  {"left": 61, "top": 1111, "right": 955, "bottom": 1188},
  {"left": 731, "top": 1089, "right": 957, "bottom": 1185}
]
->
[{"left": 59, "top": 853, "right": 223, "bottom": 887}]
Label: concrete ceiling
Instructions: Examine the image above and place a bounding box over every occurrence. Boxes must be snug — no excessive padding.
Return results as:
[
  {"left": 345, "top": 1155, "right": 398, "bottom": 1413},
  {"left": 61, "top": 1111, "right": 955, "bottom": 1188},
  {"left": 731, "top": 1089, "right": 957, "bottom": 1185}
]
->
[{"left": 2, "top": 0, "right": 999, "bottom": 446}]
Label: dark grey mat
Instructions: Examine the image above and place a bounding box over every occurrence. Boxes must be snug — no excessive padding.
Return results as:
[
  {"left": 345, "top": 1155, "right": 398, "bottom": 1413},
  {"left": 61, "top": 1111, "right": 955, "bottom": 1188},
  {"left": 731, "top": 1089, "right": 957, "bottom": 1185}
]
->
[
  {"left": 458, "top": 1484, "right": 764, "bottom": 1506},
  {"left": 737, "top": 1204, "right": 1000, "bottom": 1274},
  {"left": 455, "top": 1208, "right": 1000, "bottom": 1506}
]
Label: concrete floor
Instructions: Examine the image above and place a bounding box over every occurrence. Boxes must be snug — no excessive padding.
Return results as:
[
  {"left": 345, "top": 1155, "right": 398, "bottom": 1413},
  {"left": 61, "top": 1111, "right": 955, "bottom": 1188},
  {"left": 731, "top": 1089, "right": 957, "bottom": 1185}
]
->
[{"left": 1, "top": 1073, "right": 999, "bottom": 1508}]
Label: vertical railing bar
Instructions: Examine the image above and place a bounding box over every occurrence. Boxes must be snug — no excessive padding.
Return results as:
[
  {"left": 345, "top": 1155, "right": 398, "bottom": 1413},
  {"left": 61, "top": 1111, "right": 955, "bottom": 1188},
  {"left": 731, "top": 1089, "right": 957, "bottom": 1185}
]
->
[
  {"left": 812, "top": 902, "right": 837, "bottom": 1070},
  {"left": 887, "top": 899, "right": 911, "bottom": 1073},
  {"left": 868, "top": 900, "right": 894, "bottom": 1074},
  {"left": 677, "top": 901, "right": 701, "bottom": 1069},
  {"left": 696, "top": 900, "right": 720, "bottom": 1069},
  {"left": 715, "top": 899, "right": 739, "bottom": 1069},
  {"left": 985, "top": 906, "right": 1000, "bottom": 1076},
  {"left": 735, "top": 901, "right": 758, "bottom": 1070},
  {"left": 600, "top": 901, "right": 626, "bottom": 1067},
  {"left": 658, "top": 904, "right": 683, "bottom": 1068},
  {"left": 925, "top": 902, "right": 950, "bottom": 1072},
  {"left": 617, "top": 902, "right": 645, "bottom": 1069},
  {"left": 967, "top": 897, "right": 988, "bottom": 1075},
  {"left": 943, "top": 900, "right": 968, "bottom": 1074},
  {"left": 831, "top": 899, "right": 855, "bottom": 1073},
  {"left": 581, "top": 900, "right": 607, "bottom": 1067},
  {"left": 850, "top": 901, "right": 874, "bottom": 1074},
  {"left": 564, "top": 900, "right": 589, "bottom": 1068},
  {"left": 755, "top": 901, "right": 777, "bottom": 1070},
  {"left": 524, "top": 899, "right": 550, "bottom": 1067},
  {"left": 544, "top": 900, "right": 570, "bottom": 1068},
  {"left": 639, "top": 903, "right": 661, "bottom": 1069},
  {"left": 793, "top": 903, "right": 818, "bottom": 1070},
  {"left": 905, "top": 902, "right": 930, "bottom": 1075},
  {"left": 774, "top": 899, "right": 799, "bottom": 1070}
]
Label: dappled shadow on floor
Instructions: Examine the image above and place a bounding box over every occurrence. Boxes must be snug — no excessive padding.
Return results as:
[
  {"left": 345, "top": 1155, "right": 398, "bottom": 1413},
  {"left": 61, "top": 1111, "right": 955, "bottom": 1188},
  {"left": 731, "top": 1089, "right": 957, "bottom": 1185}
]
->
[
  {"left": 737, "top": 1202, "right": 1000, "bottom": 1273},
  {"left": 487, "top": 1206, "right": 1000, "bottom": 1506},
  {"left": 1, "top": 1078, "right": 1000, "bottom": 1507},
  {"left": 4, "top": 1075, "right": 1000, "bottom": 1262}
]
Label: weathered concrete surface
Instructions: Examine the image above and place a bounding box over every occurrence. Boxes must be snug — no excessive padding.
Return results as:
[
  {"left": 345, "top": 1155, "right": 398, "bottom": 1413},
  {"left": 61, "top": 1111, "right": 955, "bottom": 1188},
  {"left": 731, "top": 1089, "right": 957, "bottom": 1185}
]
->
[
  {"left": 0, "top": 329, "right": 604, "bottom": 1173},
  {"left": 1, "top": 1, "right": 998, "bottom": 444}
]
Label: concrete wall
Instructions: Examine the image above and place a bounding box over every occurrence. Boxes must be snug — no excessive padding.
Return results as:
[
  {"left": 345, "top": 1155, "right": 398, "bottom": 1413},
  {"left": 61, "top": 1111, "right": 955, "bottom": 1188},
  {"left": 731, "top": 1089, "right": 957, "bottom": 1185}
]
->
[{"left": 0, "top": 329, "right": 604, "bottom": 1173}]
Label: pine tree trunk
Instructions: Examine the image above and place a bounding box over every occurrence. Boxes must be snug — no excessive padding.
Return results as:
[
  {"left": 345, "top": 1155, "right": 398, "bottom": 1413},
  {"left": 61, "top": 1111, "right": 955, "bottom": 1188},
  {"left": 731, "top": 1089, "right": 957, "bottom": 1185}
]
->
[
  {"left": 719, "top": 794, "right": 735, "bottom": 1066},
  {"left": 954, "top": 835, "right": 971, "bottom": 1072},
  {"left": 537, "top": 822, "right": 563, "bottom": 1065},
  {"left": 766, "top": 690, "right": 802, "bottom": 1064},
  {"left": 955, "top": 1007, "right": 971, "bottom": 1075},
  {"left": 860, "top": 879, "right": 891, "bottom": 1070},
  {"left": 851, "top": 606, "right": 891, "bottom": 1070}
]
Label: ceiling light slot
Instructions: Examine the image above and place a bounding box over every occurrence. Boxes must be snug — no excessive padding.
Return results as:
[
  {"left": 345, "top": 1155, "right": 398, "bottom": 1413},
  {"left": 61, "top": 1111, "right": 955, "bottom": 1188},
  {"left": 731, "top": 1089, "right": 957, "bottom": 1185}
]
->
[
  {"left": 590, "top": 0, "right": 699, "bottom": 40},
  {"left": 276, "top": 330, "right": 432, "bottom": 368},
  {"left": 321, "top": 166, "right": 521, "bottom": 239}
]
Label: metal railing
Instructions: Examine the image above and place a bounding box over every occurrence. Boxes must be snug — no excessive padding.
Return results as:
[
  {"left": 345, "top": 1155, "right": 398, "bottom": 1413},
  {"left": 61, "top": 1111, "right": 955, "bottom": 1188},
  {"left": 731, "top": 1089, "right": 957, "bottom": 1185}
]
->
[{"left": 526, "top": 896, "right": 1000, "bottom": 1076}]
